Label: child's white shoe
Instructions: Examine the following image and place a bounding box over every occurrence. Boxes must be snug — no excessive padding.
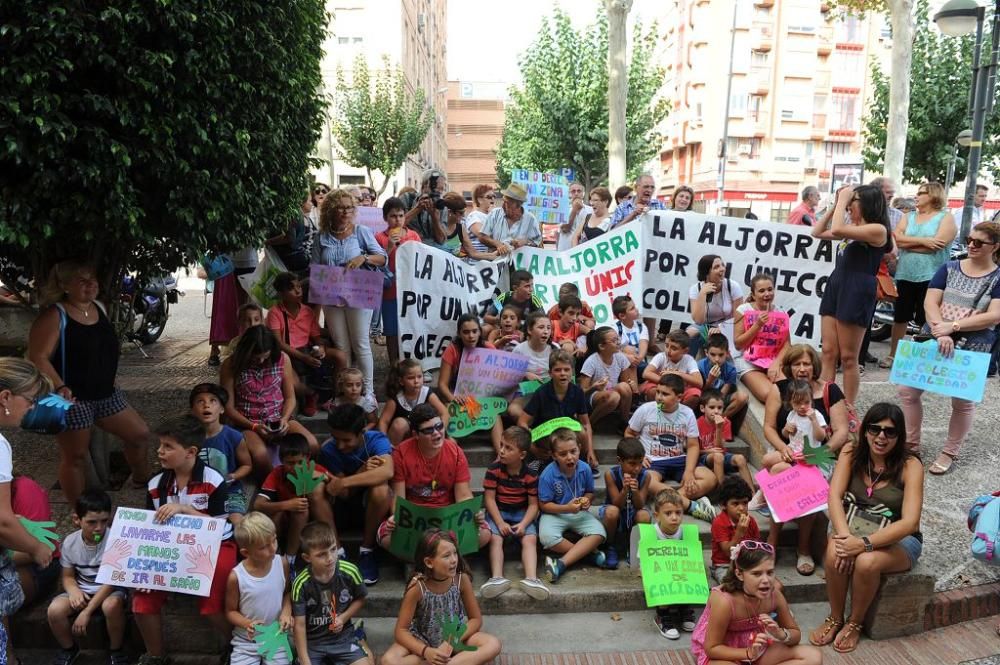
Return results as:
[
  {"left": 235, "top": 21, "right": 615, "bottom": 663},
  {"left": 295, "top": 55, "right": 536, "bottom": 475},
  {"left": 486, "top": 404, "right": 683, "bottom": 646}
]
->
[
  {"left": 480, "top": 576, "right": 512, "bottom": 598},
  {"left": 519, "top": 577, "right": 551, "bottom": 600}
]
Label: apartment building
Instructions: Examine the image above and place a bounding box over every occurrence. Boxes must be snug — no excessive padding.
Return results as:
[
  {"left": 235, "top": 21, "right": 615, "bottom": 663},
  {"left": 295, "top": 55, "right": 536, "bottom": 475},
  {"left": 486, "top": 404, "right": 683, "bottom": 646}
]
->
[
  {"left": 655, "top": 0, "right": 886, "bottom": 221},
  {"left": 444, "top": 80, "right": 507, "bottom": 199},
  {"left": 313, "top": 0, "right": 448, "bottom": 195}
]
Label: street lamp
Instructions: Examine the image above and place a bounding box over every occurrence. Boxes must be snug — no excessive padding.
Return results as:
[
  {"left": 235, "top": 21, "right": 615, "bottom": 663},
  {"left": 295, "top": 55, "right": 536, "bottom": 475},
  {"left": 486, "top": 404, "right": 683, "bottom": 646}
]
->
[
  {"left": 945, "top": 129, "right": 974, "bottom": 197},
  {"left": 934, "top": 0, "right": 998, "bottom": 240}
]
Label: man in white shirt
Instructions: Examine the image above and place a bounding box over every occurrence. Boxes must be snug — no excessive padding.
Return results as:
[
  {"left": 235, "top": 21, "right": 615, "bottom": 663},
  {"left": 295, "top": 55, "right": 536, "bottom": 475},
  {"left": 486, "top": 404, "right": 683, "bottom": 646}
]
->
[
  {"left": 557, "top": 181, "right": 593, "bottom": 250},
  {"left": 478, "top": 183, "right": 543, "bottom": 253}
]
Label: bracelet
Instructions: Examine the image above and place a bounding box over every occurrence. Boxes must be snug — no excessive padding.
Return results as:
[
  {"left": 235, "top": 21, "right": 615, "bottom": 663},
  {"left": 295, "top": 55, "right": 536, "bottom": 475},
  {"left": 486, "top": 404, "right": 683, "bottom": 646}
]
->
[
  {"left": 781, "top": 627, "right": 791, "bottom": 644},
  {"left": 421, "top": 645, "right": 428, "bottom": 660}
]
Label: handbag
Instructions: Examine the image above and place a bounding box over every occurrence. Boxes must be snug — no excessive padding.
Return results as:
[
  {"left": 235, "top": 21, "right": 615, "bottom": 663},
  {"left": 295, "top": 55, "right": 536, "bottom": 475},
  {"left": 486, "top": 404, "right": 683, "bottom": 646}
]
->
[
  {"left": 201, "top": 254, "right": 235, "bottom": 281},
  {"left": 843, "top": 491, "right": 893, "bottom": 538},
  {"left": 875, "top": 273, "right": 898, "bottom": 301}
]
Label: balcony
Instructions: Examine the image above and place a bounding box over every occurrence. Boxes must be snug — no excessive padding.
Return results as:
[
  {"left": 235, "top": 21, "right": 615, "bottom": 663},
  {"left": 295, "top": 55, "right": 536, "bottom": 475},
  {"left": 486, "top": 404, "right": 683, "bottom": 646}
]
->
[
  {"left": 750, "top": 66, "right": 771, "bottom": 94},
  {"left": 751, "top": 111, "right": 770, "bottom": 137},
  {"left": 752, "top": 22, "right": 774, "bottom": 51},
  {"left": 754, "top": 0, "right": 774, "bottom": 6},
  {"left": 814, "top": 70, "right": 832, "bottom": 89},
  {"left": 818, "top": 26, "right": 834, "bottom": 55},
  {"left": 811, "top": 113, "right": 827, "bottom": 139}
]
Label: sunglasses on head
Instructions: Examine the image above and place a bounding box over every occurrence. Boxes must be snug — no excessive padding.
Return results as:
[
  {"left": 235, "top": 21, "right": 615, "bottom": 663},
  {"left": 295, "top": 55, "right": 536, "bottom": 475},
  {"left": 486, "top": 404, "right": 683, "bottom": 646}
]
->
[
  {"left": 416, "top": 422, "right": 445, "bottom": 436},
  {"left": 866, "top": 424, "right": 898, "bottom": 438},
  {"left": 729, "top": 539, "right": 775, "bottom": 561},
  {"left": 965, "top": 236, "right": 998, "bottom": 248}
]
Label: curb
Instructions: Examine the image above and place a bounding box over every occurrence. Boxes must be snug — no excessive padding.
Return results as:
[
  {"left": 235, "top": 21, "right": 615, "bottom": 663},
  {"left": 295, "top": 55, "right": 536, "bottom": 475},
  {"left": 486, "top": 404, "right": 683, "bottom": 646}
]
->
[{"left": 926, "top": 581, "right": 1000, "bottom": 631}]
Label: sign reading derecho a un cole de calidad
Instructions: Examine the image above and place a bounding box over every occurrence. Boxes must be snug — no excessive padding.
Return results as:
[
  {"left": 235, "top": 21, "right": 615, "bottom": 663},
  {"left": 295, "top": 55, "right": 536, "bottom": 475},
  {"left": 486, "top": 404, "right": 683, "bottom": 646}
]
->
[
  {"left": 637, "top": 523, "right": 710, "bottom": 606},
  {"left": 95, "top": 507, "right": 226, "bottom": 597}
]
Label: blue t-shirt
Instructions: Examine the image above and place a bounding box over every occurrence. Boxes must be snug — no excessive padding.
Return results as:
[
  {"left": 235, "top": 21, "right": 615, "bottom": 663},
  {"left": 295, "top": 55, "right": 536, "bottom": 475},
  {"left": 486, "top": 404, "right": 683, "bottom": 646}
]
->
[
  {"left": 538, "top": 461, "right": 594, "bottom": 506},
  {"left": 198, "top": 425, "right": 244, "bottom": 476},
  {"left": 318, "top": 430, "right": 392, "bottom": 476},
  {"left": 603, "top": 465, "right": 649, "bottom": 506},
  {"left": 524, "top": 381, "right": 589, "bottom": 423},
  {"left": 697, "top": 357, "right": 738, "bottom": 390}
]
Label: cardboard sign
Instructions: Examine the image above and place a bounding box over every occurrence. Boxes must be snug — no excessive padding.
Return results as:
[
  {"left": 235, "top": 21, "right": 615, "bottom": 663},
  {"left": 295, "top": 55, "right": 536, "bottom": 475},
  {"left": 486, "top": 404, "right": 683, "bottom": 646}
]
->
[
  {"left": 95, "top": 507, "right": 226, "bottom": 597},
  {"left": 389, "top": 496, "right": 484, "bottom": 561},
  {"left": 453, "top": 348, "right": 529, "bottom": 398},
  {"left": 890, "top": 339, "right": 990, "bottom": 402},
  {"left": 356, "top": 206, "right": 388, "bottom": 234},
  {"left": 637, "top": 523, "right": 710, "bottom": 607},
  {"left": 755, "top": 465, "right": 829, "bottom": 523},
  {"left": 511, "top": 169, "right": 571, "bottom": 225},
  {"left": 447, "top": 397, "right": 506, "bottom": 438},
  {"left": 308, "top": 264, "right": 383, "bottom": 310}
]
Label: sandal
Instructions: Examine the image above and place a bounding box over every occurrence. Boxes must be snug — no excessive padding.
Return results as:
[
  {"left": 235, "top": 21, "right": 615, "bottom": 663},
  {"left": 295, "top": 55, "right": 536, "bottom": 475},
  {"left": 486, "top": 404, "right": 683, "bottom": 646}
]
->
[
  {"left": 796, "top": 553, "right": 815, "bottom": 576},
  {"left": 878, "top": 356, "right": 894, "bottom": 369},
  {"left": 832, "top": 620, "right": 864, "bottom": 653},
  {"left": 207, "top": 353, "right": 221, "bottom": 366},
  {"left": 809, "top": 615, "right": 844, "bottom": 646},
  {"left": 928, "top": 452, "right": 954, "bottom": 475}
]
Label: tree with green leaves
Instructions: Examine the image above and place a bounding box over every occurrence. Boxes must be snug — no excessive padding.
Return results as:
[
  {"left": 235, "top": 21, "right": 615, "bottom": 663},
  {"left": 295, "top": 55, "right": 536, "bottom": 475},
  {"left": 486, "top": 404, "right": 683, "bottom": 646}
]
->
[
  {"left": 862, "top": 0, "right": 1000, "bottom": 183},
  {"left": 495, "top": 7, "right": 669, "bottom": 190},
  {"left": 332, "top": 55, "right": 434, "bottom": 196},
  {"left": 1, "top": 2, "right": 327, "bottom": 299}
]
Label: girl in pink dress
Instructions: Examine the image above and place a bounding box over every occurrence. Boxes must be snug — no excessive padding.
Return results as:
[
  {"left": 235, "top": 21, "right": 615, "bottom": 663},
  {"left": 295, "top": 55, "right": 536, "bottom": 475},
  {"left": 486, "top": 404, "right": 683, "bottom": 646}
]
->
[{"left": 690, "top": 541, "right": 821, "bottom": 665}]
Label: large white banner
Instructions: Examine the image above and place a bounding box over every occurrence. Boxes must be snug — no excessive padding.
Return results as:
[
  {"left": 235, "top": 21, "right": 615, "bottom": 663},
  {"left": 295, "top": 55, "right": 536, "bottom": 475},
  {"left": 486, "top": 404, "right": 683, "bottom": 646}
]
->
[
  {"left": 396, "top": 243, "right": 509, "bottom": 369},
  {"left": 640, "top": 210, "right": 837, "bottom": 344}
]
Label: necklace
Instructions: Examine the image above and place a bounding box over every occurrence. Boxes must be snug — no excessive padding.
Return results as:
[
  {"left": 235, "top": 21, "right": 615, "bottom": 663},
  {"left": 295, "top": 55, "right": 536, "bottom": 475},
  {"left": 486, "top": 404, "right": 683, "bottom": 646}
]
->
[
  {"left": 69, "top": 302, "right": 93, "bottom": 318},
  {"left": 421, "top": 447, "right": 445, "bottom": 492},
  {"left": 743, "top": 591, "right": 765, "bottom": 628},
  {"left": 867, "top": 461, "right": 886, "bottom": 498}
]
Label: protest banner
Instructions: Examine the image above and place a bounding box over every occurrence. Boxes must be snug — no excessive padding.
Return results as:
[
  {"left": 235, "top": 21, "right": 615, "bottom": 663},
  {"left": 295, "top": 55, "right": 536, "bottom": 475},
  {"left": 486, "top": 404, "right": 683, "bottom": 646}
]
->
[
  {"left": 453, "top": 348, "right": 529, "bottom": 398},
  {"left": 511, "top": 169, "right": 571, "bottom": 225},
  {"left": 755, "top": 465, "right": 829, "bottom": 523},
  {"left": 389, "top": 496, "right": 484, "bottom": 561},
  {"left": 890, "top": 339, "right": 991, "bottom": 402},
  {"left": 641, "top": 210, "right": 837, "bottom": 346},
  {"left": 447, "top": 397, "right": 507, "bottom": 438},
  {"left": 308, "top": 264, "right": 383, "bottom": 310},
  {"left": 637, "top": 523, "right": 709, "bottom": 607},
  {"left": 396, "top": 242, "right": 509, "bottom": 369},
  {"left": 513, "top": 224, "right": 642, "bottom": 326},
  {"left": 95, "top": 507, "right": 226, "bottom": 597},
  {"left": 356, "top": 206, "right": 388, "bottom": 234}
]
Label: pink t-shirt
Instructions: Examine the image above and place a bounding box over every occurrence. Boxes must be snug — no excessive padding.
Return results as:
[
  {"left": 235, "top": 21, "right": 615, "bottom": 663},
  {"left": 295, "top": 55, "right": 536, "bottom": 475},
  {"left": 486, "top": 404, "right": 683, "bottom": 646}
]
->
[{"left": 742, "top": 309, "right": 790, "bottom": 369}]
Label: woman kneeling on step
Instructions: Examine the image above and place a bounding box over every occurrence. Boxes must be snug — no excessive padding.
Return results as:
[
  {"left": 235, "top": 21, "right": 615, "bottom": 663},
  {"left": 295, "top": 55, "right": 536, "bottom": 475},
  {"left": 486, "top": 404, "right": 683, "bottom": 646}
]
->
[{"left": 810, "top": 402, "right": 924, "bottom": 654}]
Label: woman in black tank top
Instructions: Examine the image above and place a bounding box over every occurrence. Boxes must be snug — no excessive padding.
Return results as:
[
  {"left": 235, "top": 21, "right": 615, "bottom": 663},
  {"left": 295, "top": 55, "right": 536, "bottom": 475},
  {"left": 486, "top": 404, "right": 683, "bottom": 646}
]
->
[{"left": 27, "top": 260, "right": 151, "bottom": 505}]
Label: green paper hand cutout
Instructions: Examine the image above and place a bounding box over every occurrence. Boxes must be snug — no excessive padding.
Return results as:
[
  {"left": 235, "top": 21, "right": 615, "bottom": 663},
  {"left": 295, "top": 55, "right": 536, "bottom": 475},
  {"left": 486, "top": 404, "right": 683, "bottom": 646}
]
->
[
  {"left": 287, "top": 459, "right": 325, "bottom": 496},
  {"left": 439, "top": 614, "right": 478, "bottom": 653},
  {"left": 800, "top": 444, "right": 835, "bottom": 469},
  {"left": 19, "top": 518, "right": 60, "bottom": 551},
  {"left": 530, "top": 417, "right": 583, "bottom": 442},
  {"left": 254, "top": 620, "right": 294, "bottom": 662}
]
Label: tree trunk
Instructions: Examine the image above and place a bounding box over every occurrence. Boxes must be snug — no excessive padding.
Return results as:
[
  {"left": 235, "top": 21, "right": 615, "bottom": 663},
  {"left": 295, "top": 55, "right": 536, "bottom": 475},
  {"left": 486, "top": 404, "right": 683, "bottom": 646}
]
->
[
  {"left": 606, "top": 0, "right": 632, "bottom": 189},
  {"left": 883, "top": 0, "right": 915, "bottom": 184}
]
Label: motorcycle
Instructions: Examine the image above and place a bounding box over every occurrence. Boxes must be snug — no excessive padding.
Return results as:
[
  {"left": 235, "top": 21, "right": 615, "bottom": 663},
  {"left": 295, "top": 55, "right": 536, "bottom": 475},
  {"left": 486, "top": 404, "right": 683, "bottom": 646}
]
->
[{"left": 119, "top": 273, "right": 183, "bottom": 347}]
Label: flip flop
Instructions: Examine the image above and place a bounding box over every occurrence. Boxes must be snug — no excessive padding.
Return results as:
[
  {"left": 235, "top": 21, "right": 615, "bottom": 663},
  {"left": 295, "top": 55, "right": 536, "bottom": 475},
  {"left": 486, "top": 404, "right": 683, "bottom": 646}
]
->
[
  {"left": 832, "top": 621, "right": 864, "bottom": 653},
  {"left": 878, "top": 356, "right": 895, "bottom": 369},
  {"left": 928, "top": 452, "right": 954, "bottom": 475},
  {"left": 809, "top": 616, "right": 844, "bottom": 646},
  {"left": 796, "top": 553, "right": 815, "bottom": 576}
]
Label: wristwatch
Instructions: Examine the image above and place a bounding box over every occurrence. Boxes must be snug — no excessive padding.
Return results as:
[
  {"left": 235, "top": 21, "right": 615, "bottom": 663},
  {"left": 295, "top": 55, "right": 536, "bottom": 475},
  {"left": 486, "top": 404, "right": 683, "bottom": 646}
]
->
[{"left": 862, "top": 536, "right": 874, "bottom": 553}]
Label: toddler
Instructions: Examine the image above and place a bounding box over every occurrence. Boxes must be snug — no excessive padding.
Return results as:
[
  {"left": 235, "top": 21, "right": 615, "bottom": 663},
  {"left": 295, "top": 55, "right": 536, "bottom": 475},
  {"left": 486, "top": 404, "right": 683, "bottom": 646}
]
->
[
  {"left": 697, "top": 390, "right": 754, "bottom": 491},
  {"left": 330, "top": 368, "right": 378, "bottom": 428},
  {"left": 709, "top": 478, "right": 761, "bottom": 584}
]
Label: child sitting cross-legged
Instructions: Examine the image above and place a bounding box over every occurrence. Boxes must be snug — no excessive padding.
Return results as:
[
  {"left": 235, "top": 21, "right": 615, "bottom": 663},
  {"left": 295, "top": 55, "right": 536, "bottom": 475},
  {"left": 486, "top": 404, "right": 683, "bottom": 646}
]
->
[
  {"left": 697, "top": 389, "right": 755, "bottom": 492},
  {"left": 600, "top": 437, "right": 653, "bottom": 568},
  {"left": 190, "top": 382, "right": 253, "bottom": 524},
  {"left": 480, "top": 426, "right": 549, "bottom": 601},
  {"left": 378, "top": 358, "right": 449, "bottom": 446},
  {"left": 646, "top": 489, "right": 701, "bottom": 640},
  {"left": 579, "top": 326, "right": 637, "bottom": 429},
  {"left": 539, "top": 428, "right": 610, "bottom": 582},
  {"left": 642, "top": 329, "right": 703, "bottom": 410},
  {"left": 254, "top": 434, "right": 335, "bottom": 566},
  {"left": 292, "top": 522, "right": 371, "bottom": 665},
  {"left": 133, "top": 416, "right": 239, "bottom": 665},
  {"left": 225, "top": 512, "right": 293, "bottom": 665},
  {"left": 710, "top": 477, "right": 761, "bottom": 585},
  {"left": 46, "top": 489, "right": 128, "bottom": 665},
  {"left": 698, "top": 332, "right": 749, "bottom": 433}
]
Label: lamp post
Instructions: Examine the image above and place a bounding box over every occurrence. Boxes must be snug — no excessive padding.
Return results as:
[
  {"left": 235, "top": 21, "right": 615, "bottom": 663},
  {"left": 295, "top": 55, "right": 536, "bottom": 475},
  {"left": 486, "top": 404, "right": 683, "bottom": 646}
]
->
[
  {"left": 717, "top": 0, "right": 741, "bottom": 212},
  {"left": 934, "top": 0, "right": 999, "bottom": 240},
  {"left": 945, "top": 129, "right": 974, "bottom": 197}
]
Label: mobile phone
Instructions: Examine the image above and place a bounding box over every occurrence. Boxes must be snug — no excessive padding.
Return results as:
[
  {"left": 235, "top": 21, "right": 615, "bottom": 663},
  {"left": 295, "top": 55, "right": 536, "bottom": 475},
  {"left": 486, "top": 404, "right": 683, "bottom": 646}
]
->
[{"left": 267, "top": 420, "right": 281, "bottom": 432}]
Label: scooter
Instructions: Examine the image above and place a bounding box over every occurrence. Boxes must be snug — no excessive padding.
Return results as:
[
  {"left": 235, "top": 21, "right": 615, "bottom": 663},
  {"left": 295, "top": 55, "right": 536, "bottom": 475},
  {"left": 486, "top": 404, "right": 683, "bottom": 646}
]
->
[{"left": 119, "top": 273, "right": 183, "bottom": 350}]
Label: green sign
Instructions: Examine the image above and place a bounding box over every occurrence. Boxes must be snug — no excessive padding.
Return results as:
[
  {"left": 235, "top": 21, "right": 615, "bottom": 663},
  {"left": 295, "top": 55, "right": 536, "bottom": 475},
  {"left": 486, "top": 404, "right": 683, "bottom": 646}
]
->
[
  {"left": 530, "top": 416, "right": 582, "bottom": 442},
  {"left": 447, "top": 397, "right": 506, "bottom": 439},
  {"left": 519, "top": 379, "right": 546, "bottom": 396},
  {"left": 637, "top": 523, "right": 709, "bottom": 607},
  {"left": 389, "top": 496, "right": 484, "bottom": 562}
]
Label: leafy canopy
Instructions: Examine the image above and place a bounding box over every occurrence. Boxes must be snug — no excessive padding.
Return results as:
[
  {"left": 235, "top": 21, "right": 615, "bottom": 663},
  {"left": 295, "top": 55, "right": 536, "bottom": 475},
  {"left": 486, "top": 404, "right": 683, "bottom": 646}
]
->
[
  {"left": 332, "top": 55, "right": 434, "bottom": 196},
  {"left": 1, "top": 1, "right": 327, "bottom": 292},
  {"left": 496, "top": 6, "right": 669, "bottom": 189}
]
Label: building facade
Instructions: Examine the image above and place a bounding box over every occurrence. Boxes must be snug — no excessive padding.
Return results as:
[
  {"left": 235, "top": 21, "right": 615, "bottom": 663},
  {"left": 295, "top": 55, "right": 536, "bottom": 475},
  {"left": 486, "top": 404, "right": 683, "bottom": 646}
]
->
[
  {"left": 654, "top": 0, "right": 886, "bottom": 221},
  {"left": 444, "top": 80, "right": 507, "bottom": 200}
]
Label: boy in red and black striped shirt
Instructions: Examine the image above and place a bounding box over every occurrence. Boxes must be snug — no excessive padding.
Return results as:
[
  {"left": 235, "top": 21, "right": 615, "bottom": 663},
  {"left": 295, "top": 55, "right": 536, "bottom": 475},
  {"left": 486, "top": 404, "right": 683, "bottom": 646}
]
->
[{"left": 480, "top": 426, "right": 549, "bottom": 601}]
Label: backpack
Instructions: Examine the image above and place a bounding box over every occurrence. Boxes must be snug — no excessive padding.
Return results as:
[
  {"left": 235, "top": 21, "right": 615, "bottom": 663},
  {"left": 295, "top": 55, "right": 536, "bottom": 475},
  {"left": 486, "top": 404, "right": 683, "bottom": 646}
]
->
[
  {"left": 823, "top": 381, "right": 860, "bottom": 446},
  {"left": 969, "top": 493, "right": 1000, "bottom": 564}
]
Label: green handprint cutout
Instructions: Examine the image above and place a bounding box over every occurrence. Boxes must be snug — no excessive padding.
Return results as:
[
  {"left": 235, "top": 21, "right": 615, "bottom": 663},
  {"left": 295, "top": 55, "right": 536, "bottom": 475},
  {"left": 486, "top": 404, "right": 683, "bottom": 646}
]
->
[
  {"left": 800, "top": 444, "right": 835, "bottom": 470},
  {"left": 19, "top": 518, "right": 60, "bottom": 551},
  {"left": 438, "top": 614, "right": 478, "bottom": 653},
  {"left": 287, "top": 459, "right": 324, "bottom": 496},
  {"left": 254, "top": 620, "right": 294, "bottom": 662}
]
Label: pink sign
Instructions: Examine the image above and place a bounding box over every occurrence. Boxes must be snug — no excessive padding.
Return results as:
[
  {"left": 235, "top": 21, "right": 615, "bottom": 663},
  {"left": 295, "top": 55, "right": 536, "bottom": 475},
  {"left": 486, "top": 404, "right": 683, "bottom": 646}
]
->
[
  {"left": 755, "top": 465, "right": 829, "bottom": 523},
  {"left": 308, "top": 265, "right": 383, "bottom": 309},
  {"left": 356, "top": 207, "right": 388, "bottom": 233},
  {"left": 454, "top": 348, "right": 530, "bottom": 398}
]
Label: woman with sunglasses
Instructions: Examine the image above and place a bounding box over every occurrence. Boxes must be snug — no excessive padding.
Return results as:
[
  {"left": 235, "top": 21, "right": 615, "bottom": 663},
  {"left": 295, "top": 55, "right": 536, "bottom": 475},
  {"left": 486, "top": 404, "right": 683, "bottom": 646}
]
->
[
  {"left": 812, "top": 185, "right": 893, "bottom": 406},
  {"left": 464, "top": 185, "right": 496, "bottom": 256},
  {"left": 881, "top": 181, "right": 956, "bottom": 369},
  {"left": 377, "top": 404, "right": 490, "bottom": 558},
  {"left": 897, "top": 221, "right": 1000, "bottom": 475},
  {"left": 312, "top": 188, "right": 388, "bottom": 398},
  {"left": 811, "top": 402, "right": 923, "bottom": 654}
]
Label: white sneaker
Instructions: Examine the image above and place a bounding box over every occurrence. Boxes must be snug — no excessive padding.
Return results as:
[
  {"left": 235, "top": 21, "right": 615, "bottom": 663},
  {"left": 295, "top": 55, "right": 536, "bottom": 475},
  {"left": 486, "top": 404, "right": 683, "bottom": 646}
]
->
[
  {"left": 480, "top": 576, "right": 511, "bottom": 598},
  {"left": 688, "top": 496, "right": 719, "bottom": 523},
  {"left": 519, "top": 577, "right": 551, "bottom": 600}
]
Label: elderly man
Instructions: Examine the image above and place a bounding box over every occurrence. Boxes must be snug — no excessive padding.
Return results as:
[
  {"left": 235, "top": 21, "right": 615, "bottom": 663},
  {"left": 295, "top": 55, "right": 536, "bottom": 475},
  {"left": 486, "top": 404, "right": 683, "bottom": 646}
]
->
[
  {"left": 787, "top": 186, "right": 821, "bottom": 226},
  {"left": 477, "top": 183, "right": 543, "bottom": 254},
  {"left": 557, "top": 181, "right": 593, "bottom": 250},
  {"left": 869, "top": 176, "right": 902, "bottom": 229},
  {"left": 404, "top": 168, "right": 448, "bottom": 246},
  {"left": 610, "top": 174, "right": 667, "bottom": 228}
]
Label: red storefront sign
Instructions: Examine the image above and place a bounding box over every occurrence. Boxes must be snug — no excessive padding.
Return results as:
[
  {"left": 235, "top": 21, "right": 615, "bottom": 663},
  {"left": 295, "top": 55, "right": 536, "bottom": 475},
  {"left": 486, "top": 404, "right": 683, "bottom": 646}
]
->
[{"left": 692, "top": 190, "right": 799, "bottom": 203}]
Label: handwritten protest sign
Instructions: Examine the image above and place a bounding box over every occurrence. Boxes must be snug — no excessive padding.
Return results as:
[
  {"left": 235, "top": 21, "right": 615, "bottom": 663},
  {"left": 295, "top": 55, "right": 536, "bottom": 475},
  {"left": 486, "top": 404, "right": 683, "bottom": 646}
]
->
[
  {"left": 96, "top": 507, "right": 226, "bottom": 597},
  {"left": 530, "top": 417, "right": 583, "bottom": 442},
  {"left": 454, "top": 348, "right": 529, "bottom": 398},
  {"left": 641, "top": 211, "right": 836, "bottom": 346},
  {"left": 511, "top": 169, "right": 570, "bottom": 225},
  {"left": 513, "top": 224, "right": 642, "bottom": 326},
  {"left": 447, "top": 397, "right": 507, "bottom": 438},
  {"left": 890, "top": 339, "right": 990, "bottom": 402},
  {"left": 396, "top": 243, "right": 509, "bottom": 369},
  {"left": 355, "top": 206, "right": 388, "bottom": 234},
  {"left": 637, "top": 524, "right": 709, "bottom": 607},
  {"left": 755, "top": 465, "right": 829, "bottom": 523},
  {"left": 389, "top": 496, "right": 484, "bottom": 561},
  {"left": 308, "top": 265, "right": 383, "bottom": 310}
]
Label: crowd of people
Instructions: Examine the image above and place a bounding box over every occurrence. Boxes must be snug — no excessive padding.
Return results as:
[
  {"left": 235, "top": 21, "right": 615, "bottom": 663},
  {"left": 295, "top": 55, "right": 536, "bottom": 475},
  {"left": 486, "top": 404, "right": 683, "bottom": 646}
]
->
[{"left": 1, "top": 169, "right": 999, "bottom": 665}]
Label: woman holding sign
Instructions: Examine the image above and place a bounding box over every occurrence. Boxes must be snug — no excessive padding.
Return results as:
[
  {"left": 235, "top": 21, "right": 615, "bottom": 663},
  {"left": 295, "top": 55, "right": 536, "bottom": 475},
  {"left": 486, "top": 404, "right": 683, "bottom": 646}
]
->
[
  {"left": 312, "top": 189, "right": 387, "bottom": 397},
  {"left": 733, "top": 273, "right": 788, "bottom": 402},
  {"left": 810, "top": 402, "right": 923, "bottom": 654},
  {"left": 897, "top": 221, "right": 1000, "bottom": 475}
]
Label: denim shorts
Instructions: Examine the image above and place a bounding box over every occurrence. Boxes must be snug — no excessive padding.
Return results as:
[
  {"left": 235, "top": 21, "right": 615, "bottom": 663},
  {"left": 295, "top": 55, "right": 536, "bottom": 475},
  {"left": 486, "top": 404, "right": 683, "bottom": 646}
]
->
[
  {"left": 897, "top": 534, "right": 923, "bottom": 569},
  {"left": 486, "top": 507, "right": 537, "bottom": 537},
  {"left": 649, "top": 456, "right": 688, "bottom": 482},
  {"left": 0, "top": 554, "right": 24, "bottom": 617},
  {"left": 539, "top": 509, "right": 606, "bottom": 549}
]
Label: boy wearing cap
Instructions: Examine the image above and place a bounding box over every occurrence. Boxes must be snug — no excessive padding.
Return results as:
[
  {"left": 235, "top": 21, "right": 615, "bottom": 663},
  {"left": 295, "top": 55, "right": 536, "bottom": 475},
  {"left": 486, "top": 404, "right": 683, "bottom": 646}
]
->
[{"left": 190, "top": 383, "right": 253, "bottom": 523}]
